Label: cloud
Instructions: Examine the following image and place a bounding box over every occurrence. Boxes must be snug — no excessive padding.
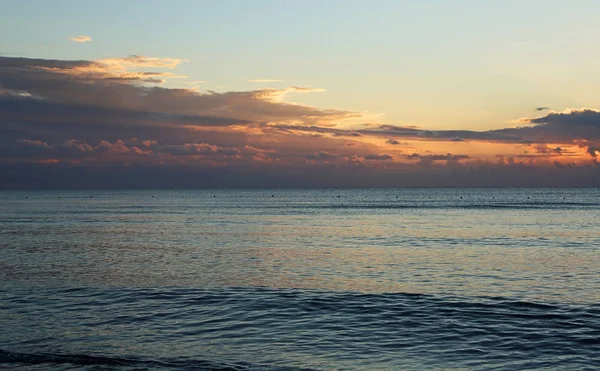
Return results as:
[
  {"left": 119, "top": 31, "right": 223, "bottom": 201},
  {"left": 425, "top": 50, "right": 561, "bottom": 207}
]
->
[
  {"left": 0, "top": 55, "right": 186, "bottom": 88},
  {"left": 406, "top": 153, "right": 470, "bottom": 163},
  {"left": 347, "top": 108, "right": 600, "bottom": 145},
  {"left": 481, "top": 110, "right": 600, "bottom": 165},
  {"left": 0, "top": 56, "right": 359, "bottom": 126},
  {"left": 155, "top": 143, "right": 242, "bottom": 157},
  {"left": 364, "top": 154, "right": 393, "bottom": 160},
  {"left": 271, "top": 124, "right": 366, "bottom": 136},
  {"left": 100, "top": 55, "right": 182, "bottom": 69},
  {"left": 586, "top": 146, "right": 599, "bottom": 164},
  {"left": 307, "top": 151, "right": 337, "bottom": 160},
  {"left": 289, "top": 86, "right": 326, "bottom": 93},
  {"left": 8, "top": 138, "right": 248, "bottom": 162},
  {"left": 243, "top": 145, "right": 276, "bottom": 154},
  {"left": 528, "top": 108, "right": 600, "bottom": 125},
  {"left": 248, "top": 79, "right": 282, "bottom": 83},
  {"left": 2, "top": 55, "right": 600, "bottom": 188},
  {"left": 11, "top": 138, "right": 148, "bottom": 159},
  {"left": 347, "top": 153, "right": 366, "bottom": 168},
  {"left": 69, "top": 35, "right": 92, "bottom": 43},
  {"left": 535, "top": 107, "right": 550, "bottom": 111},
  {"left": 332, "top": 131, "right": 362, "bottom": 137},
  {"left": 533, "top": 144, "right": 565, "bottom": 155}
]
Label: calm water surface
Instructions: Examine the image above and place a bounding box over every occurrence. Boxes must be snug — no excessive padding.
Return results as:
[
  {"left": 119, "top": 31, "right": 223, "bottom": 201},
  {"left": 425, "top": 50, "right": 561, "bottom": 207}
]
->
[{"left": 1, "top": 189, "right": 600, "bottom": 370}]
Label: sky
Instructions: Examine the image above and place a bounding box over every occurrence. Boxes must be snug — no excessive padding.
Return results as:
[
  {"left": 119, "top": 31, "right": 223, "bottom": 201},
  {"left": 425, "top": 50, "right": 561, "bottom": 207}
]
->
[{"left": 1, "top": 0, "right": 599, "bottom": 188}]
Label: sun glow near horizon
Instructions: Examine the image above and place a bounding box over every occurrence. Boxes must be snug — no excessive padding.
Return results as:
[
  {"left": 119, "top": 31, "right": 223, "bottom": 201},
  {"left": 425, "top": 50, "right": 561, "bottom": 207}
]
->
[{"left": 0, "top": 0, "right": 599, "bottom": 187}]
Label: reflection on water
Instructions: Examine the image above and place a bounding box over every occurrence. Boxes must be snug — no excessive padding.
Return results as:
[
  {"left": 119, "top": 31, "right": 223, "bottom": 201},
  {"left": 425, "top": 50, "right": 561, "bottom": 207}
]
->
[
  {"left": 2, "top": 188, "right": 600, "bottom": 370},
  {"left": 2, "top": 188, "right": 599, "bottom": 303}
]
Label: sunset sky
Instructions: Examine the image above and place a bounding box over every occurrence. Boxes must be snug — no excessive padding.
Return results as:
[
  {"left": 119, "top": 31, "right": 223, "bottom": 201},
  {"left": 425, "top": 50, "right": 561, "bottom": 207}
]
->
[{"left": 1, "top": 0, "right": 599, "bottom": 187}]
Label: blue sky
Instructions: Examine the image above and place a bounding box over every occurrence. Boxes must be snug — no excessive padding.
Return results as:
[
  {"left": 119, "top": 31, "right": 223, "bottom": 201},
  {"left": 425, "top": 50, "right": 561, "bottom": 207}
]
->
[{"left": 3, "top": 0, "right": 600, "bottom": 129}]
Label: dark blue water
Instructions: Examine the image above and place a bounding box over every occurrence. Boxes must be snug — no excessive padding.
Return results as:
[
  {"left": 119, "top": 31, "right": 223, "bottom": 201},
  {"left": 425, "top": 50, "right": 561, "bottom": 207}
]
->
[{"left": 2, "top": 189, "right": 600, "bottom": 370}]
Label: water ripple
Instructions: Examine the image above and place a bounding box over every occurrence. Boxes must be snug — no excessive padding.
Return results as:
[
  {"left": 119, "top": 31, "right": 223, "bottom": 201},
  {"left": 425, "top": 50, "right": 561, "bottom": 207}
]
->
[{"left": 2, "top": 287, "right": 600, "bottom": 370}]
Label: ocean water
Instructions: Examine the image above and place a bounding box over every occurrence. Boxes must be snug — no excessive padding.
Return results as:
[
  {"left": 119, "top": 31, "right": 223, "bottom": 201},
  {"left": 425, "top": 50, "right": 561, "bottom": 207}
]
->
[{"left": 1, "top": 188, "right": 600, "bottom": 370}]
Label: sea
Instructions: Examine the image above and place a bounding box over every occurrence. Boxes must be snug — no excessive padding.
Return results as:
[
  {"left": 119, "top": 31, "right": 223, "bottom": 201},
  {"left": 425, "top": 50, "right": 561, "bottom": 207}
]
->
[{"left": 1, "top": 188, "right": 600, "bottom": 370}]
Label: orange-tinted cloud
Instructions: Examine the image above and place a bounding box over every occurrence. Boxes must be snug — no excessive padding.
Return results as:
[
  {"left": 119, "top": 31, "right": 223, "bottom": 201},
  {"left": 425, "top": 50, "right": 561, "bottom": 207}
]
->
[{"left": 1, "top": 55, "right": 599, "bottom": 188}]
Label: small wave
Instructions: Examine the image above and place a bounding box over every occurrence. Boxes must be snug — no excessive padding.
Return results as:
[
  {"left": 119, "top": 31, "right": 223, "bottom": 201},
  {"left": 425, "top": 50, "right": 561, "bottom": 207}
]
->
[
  {"left": 292, "top": 202, "right": 600, "bottom": 210},
  {"left": 3, "top": 287, "right": 600, "bottom": 369},
  {"left": 0, "top": 349, "right": 314, "bottom": 371}
]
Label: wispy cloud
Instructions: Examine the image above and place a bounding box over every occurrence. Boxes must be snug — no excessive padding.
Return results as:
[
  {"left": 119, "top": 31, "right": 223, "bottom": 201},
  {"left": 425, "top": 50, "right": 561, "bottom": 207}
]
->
[
  {"left": 99, "top": 55, "right": 182, "bottom": 70},
  {"left": 69, "top": 35, "right": 92, "bottom": 43}
]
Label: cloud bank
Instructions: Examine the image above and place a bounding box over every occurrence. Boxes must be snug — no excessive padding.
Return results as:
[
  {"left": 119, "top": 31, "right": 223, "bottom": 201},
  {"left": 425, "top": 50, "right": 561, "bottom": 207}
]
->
[{"left": 1, "top": 55, "right": 599, "bottom": 188}]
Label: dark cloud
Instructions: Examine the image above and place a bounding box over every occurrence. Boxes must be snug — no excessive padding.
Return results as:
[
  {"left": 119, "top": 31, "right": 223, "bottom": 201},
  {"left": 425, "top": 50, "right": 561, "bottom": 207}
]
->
[
  {"left": 586, "top": 146, "right": 599, "bottom": 165},
  {"left": 533, "top": 144, "right": 565, "bottom": 155},
  {"left": 0, "top": 95, "right": 248, "bottom": 129},
  {"left": 528, "top": 109, "right": 600, "bottom": 127},
  {"left": 0, "top": 56, "right": 91, "bottom": 70},
  {"left": 357, "top": 125, "right": 525, "bottom": 143},
  {"left": 517, "top": 109, "right": 600, "bottom": 141},
  {"left": 343, "top": 109, "right": 600, "bottom": 145},
  {"left": 0, "top": 56, "right": 359, "bottom": 125},
  {"left": 536, "top": 107, "right": 550, "bottom": 111},
  {"left": 332, "top": 131, "right": 362, "bottom": 137},
  {"left": 406, "top": 153, "right": 469, "bottom": 161},
  {"left": 364, "top": 108, "right": 600, "bottom": 145}
]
